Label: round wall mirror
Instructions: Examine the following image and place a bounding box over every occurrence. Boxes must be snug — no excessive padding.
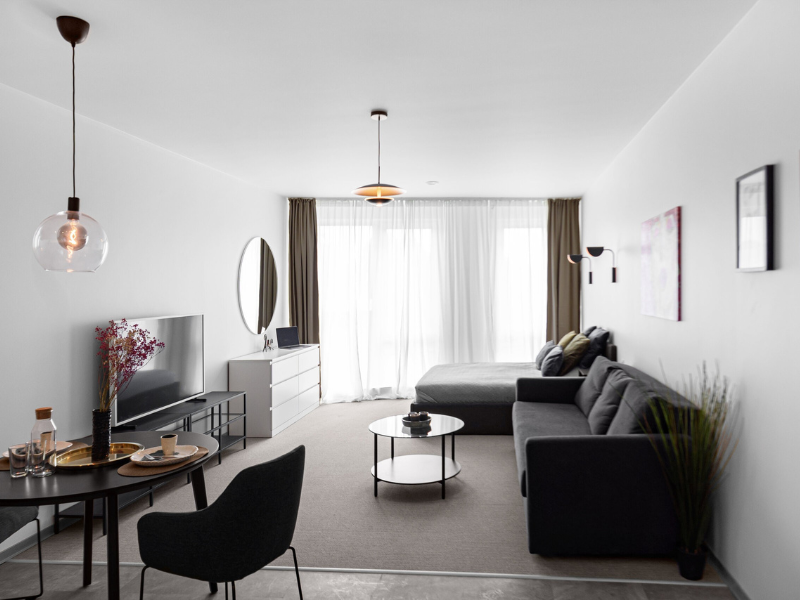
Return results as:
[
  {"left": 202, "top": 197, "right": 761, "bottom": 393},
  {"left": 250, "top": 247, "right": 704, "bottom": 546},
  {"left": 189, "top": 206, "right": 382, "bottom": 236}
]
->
[{"left": 238, "top": 237, "right": 278, "bottom": 334}]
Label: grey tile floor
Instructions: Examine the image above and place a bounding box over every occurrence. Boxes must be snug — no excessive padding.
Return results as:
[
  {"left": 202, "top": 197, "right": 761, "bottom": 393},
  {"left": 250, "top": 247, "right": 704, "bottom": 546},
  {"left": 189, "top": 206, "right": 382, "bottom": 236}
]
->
[{"left": 0, "top": 562, "right": 735, "bottom": 599}]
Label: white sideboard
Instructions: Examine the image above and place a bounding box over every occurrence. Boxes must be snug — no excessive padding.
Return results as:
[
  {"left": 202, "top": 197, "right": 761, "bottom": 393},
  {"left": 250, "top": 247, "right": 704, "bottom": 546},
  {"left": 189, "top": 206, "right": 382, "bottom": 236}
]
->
[{"left": 228, "top": 345, "right": 320, "bottom": 437}]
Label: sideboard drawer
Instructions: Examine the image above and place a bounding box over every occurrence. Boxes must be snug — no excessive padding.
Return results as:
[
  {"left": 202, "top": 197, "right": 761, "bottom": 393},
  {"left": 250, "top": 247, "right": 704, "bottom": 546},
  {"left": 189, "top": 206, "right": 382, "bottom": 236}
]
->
[
  {"left": 299, "top": 348, "right": 320, "bottom": 373},
  {"left": 272, "top": 395, "right": 298, "bottom": 429},
  {"left": 272, "top": 356, "right": 298, "bottom": 385},
  {"left": 298, "top": 367, "right": 319, "bottom": 394},
  {"left": 272, "top": 376, "right": 298, "bottom": 408},
  {"left": 298, "top": 384, "right": 319, "bottom": 413}
]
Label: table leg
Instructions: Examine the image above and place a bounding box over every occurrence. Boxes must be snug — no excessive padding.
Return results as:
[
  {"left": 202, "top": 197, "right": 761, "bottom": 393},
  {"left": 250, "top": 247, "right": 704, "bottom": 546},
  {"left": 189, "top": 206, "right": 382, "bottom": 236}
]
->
[
  {"left": 441, "top": 435, "right": 446, "bottom": 500},
  {"left": 374, "top": 433, "right": 378, "bottom": 497},
  {"left": 191, "top": 466, "right": 219, "bottom": 594},
  {"left": 391, "top": 437, "right": 394, "bottom": 459},
  {"left": 82, "top": 500, "right": 93, "bottom": 587},
  {"left": 107, "top": 493, "right": 120, "bottom": 600},
  {"left": 452, "top": 433, "right": 455, "bottom": 461}
]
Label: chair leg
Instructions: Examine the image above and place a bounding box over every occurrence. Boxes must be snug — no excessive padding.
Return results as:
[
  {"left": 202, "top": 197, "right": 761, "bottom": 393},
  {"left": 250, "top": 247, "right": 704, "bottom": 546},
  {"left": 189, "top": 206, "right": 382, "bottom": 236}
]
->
[
  {"left": 289, "top": 546, "right": 303, "bottom": 600},
  {"left": 231, "top": 580, "right": 236, "bottom": 600},
  {"left": 139, "top": 566, "right": 148, "bottom": 600},
  {"left": 224, "top": 581, "right": 228, "bottom": 600},
  {"left": 1, "top": 519, "right": 44, "bottom": 600}
]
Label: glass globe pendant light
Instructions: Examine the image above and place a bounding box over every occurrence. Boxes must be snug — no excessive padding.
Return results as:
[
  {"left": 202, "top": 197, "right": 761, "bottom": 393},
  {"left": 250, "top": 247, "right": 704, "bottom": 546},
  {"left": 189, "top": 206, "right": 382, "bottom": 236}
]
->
[
  {"left": 353, "top": 110, "right": 405, "bottom": 206},
  {"left": 33, "top": 16, "right": 108, "bottom": 272}
]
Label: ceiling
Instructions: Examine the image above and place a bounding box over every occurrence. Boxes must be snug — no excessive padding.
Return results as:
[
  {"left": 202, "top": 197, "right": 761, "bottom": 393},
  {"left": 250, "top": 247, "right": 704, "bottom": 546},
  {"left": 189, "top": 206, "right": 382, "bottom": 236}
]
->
[{"left": 0, "top": 0, "right": 755, "bottom": 198}]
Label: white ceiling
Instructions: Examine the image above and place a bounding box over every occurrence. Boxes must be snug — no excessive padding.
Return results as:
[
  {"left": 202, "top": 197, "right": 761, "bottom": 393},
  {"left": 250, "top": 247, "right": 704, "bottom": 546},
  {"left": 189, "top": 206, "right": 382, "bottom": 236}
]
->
[{"left": 1, "top": 0, "right": 755, "bottom": 198}]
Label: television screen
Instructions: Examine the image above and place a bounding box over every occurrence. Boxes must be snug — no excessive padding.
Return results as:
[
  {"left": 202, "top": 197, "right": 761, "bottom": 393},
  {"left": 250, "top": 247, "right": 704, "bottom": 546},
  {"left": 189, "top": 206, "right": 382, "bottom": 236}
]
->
[{"left": 112, "top": 315, "right": 204, "bottom": 425}]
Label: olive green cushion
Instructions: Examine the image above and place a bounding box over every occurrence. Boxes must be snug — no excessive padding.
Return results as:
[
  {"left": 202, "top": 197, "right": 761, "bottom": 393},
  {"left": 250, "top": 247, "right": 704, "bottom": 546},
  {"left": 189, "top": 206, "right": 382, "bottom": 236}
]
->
[
  {"left": 557, "top": 331, "right": 577, "bottom": 349},
  {"left": 560, "top": 333, "right": 591, "bottom": 375}
]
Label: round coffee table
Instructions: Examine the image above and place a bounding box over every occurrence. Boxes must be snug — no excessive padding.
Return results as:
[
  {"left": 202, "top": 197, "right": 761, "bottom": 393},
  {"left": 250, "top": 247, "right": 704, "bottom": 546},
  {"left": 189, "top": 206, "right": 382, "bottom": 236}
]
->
[{"left": 369, "top": 414, "right": 464, "bottom": 499}]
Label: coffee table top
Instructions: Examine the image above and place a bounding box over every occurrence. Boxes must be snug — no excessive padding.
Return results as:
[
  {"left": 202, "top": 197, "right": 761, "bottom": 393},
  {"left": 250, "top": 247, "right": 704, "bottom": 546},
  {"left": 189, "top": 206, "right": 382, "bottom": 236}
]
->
[{"left": 369, "top": 414, "right": 464, "bottom": 439}]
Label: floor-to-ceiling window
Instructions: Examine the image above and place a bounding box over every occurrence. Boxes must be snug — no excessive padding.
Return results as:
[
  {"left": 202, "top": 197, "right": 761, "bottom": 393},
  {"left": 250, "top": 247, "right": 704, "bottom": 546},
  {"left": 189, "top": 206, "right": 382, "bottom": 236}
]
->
[{"left": 317, "top": 198, "right": 547, "bottom": 402}]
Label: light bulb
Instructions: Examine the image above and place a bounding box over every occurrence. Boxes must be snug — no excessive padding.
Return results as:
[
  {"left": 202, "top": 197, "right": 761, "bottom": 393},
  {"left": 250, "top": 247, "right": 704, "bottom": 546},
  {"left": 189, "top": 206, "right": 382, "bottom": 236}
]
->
[{"left": 57, "top": 216, "right": 88, "bottom": 251}]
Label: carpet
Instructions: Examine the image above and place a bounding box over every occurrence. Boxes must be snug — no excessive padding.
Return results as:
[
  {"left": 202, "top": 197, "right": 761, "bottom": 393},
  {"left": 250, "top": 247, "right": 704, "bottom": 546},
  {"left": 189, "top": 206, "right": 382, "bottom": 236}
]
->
[{"left": 22, "top": 399, "right": 721, "bottom": 583}]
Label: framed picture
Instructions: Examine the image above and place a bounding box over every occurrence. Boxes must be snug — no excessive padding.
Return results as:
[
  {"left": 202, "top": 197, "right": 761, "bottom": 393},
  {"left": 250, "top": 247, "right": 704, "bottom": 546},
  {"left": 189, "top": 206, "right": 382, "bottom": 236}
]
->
[
  {"left": 641, "top": 206, "right": 681, "bottom": 321},
  {"left": 736, "top": 165, "right": 774, "bottom": 271}
]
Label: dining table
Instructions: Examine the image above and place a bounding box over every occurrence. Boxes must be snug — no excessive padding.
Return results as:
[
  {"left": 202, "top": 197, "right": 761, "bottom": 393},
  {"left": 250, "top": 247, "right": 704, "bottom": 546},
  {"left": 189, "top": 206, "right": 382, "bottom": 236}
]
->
[{"left": 0, "top": 431, "right": 219, "bottom": 600}]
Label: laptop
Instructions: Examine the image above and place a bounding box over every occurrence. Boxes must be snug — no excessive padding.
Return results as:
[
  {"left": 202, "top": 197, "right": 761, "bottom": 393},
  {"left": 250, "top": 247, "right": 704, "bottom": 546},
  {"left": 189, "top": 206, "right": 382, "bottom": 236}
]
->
[{"left": 276, "top": 326, "right": 313, "bottom": 349}]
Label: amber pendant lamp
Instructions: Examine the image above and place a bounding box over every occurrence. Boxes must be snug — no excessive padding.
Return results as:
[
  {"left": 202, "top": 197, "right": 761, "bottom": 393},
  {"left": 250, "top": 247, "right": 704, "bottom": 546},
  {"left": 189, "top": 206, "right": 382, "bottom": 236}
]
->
[
  {"left": 353, "top": 110, "right": 405, "bottom": 205},
  {"left": 32, "top": 16, "right": 108, "bottom": 272}
]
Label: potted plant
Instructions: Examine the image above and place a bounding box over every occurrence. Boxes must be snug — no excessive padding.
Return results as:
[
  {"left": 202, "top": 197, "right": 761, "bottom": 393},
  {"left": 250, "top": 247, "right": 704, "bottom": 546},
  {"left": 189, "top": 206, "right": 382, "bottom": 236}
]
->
[
  {"left": 644, "top": 364, "right": 738, "bottom": 580},
  {"left": 94, "top": 319, "right": 164, "bottom": 460}
]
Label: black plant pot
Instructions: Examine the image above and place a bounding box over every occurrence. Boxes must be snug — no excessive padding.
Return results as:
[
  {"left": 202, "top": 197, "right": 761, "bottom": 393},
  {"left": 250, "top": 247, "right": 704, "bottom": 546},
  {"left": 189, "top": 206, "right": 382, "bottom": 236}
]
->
[
  {"left": 677, "top": 548, "right": 707, "bottom": 581},
  {"left": 92, "top": 409, "right": 111, "bottom": 462}
]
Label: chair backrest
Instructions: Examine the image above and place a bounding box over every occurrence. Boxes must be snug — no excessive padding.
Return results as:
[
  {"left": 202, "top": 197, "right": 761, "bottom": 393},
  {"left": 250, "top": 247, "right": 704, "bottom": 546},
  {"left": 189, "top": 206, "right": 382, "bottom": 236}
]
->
[{"left": 204, "top": 445, "right": 305, "bottom": 573}]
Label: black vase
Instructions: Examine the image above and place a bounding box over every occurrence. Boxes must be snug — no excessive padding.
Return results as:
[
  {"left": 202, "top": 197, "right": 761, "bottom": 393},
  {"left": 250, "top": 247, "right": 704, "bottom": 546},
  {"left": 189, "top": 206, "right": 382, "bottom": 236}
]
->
[
  {"left": 92, "top": 409, "right": 111, "bottom": 461},
  {"left": 677, "top": 548, "right": 707, "bottom": 581}
]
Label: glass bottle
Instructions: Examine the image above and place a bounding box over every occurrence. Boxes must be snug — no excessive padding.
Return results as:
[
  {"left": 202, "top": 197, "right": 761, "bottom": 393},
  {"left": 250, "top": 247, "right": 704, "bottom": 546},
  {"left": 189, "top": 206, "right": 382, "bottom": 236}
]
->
[{"left": 28, "top": 407, "right": 57, "bottom": 477}]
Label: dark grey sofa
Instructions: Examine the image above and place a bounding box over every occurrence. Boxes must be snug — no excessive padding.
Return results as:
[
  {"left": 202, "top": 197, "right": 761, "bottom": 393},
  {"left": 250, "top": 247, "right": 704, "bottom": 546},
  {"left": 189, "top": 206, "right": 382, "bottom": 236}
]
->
[{"left": 513, "top": 356, "right": 692, "bottom": 556}]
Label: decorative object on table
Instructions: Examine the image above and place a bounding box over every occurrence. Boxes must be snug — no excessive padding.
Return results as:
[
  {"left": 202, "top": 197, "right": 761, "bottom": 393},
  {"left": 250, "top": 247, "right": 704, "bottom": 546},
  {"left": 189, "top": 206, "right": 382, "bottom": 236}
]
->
[
  {"left": 736, "top": 165, "right": 774, "bottom": 272},
  {"left": 642, "top": 364, "right": 739, "bottom": 580},
  {"left": 238, "top": 237, "right": 279, "bottom": 334},
  {"left": 27, "top": 408, "right": 57, "bottom": 478},
  {"left": 50, "top": 442, "right": 144, "bottom": 470},
  {"left": 119, "top": 446, "right": 208, "bottom": 477},
  {"left": 567, "top": 254, "right": 593, "bottom": 283},
  {"left": 32, "top": 16, "right": 108, "bottom": 273},
  {"left": 641, "top": 206, "right": 681, "bottom": 321},
  {"left": 7, "top": 444, "right": 29, "bottom": 479},
  {"left": 402, "top": 412, "right": 432, "bottom": 427},
  {"left": 94, "top": 319, "right": 165, "bottom": 460},
  {"left": 3, "top": 440, "right": 72, "bottom": 459},
  {"left": 586, "top": 246, "right": 617, "bottom": 282},
  {"left": 160, "top": 434, "right": 178, "bottom": 456},
  {"left": 353, "top": 110, "right": 405, "bottom": 205},
  {"left": 130, "top": 445, "right": 199, "bottom": 468}
]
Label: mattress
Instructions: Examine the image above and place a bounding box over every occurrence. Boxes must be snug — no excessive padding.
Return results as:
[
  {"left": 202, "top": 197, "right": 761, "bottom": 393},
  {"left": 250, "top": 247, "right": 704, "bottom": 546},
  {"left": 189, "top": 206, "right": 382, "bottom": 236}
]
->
[{"left": 414, "top": 362, "right": 580, "bottom": 406}]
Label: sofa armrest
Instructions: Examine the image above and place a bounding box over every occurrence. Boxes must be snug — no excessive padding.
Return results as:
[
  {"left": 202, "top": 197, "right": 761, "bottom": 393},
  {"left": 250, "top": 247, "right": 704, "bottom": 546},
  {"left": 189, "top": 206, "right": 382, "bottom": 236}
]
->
[
  {"left": 524, "top": 434, "right": 678, "bottom": 555},
  {"left": 516, "top": 377, "right": 583, "bottom": 404}
]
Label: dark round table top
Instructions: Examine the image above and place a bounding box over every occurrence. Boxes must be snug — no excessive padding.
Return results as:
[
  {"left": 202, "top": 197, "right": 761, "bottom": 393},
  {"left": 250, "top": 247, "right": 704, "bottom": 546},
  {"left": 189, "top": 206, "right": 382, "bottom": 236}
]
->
[{"left": 0, "top": 431, "right": 218, "bottom": 507}]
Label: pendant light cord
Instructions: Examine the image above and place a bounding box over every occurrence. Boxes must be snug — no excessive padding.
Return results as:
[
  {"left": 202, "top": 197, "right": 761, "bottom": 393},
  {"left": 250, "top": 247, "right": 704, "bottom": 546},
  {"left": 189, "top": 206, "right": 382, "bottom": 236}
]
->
[
  {"left": 377, "top": 116, "right": 381, "bottom": 185},
  {"left": 72, "top": 42, "right": 76, "bottom": 199}
]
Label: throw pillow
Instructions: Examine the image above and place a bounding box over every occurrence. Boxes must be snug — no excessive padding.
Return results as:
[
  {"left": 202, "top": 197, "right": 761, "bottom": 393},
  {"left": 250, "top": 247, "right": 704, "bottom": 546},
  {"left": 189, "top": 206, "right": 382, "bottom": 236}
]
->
[
  {"left": 535, "top": 341, "right": 556, "bottom": 370},
  {"left": 539, "top": 346, "right": 564, "bottom": 377},
  {"left": 582, "top": 325, "right": 597, "bottom": 336},
  {"left": 557, "top": 331, "right": 577, "bottom": 349},
  {"left": 587, "top": 369, "right": 633, "bottom": 435},
  {"left": 560, "top": 334, "right": 591, "bottom": 375},
  {"left": 573, "top": 356, "right": 618, "bottom": 416},
  {"left": 578, "top": 327, "right": 610, "bottom": 370}
]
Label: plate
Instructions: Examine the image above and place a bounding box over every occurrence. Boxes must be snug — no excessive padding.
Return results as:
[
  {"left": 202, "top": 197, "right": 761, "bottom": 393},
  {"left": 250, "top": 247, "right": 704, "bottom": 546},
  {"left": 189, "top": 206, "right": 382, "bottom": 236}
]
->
[
  {"left": 4, "top": 440, "right": 72, "bottom": 458},
  {"left": 49, "top": 442, "right": 144, "bottom": 469},
  {"left": 130, "top": 445, "right": 199, "bottom": 468}
]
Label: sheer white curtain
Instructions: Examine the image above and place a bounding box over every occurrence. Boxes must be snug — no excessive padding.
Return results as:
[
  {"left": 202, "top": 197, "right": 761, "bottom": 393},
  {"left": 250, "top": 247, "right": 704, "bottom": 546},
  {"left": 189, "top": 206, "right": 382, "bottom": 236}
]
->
[{"left": 317, "top": 198, "right": 548, "bottom": 403}]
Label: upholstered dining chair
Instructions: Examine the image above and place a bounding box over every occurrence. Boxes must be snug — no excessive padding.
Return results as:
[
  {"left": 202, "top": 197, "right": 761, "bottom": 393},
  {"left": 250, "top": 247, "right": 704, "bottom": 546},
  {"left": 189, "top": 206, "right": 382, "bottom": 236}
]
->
[
  {"left": 137, "top": 445, "right": 305, "bottom": 600},
  {"left": 0, "top": 507, "right": 43, "bottom": 600}
]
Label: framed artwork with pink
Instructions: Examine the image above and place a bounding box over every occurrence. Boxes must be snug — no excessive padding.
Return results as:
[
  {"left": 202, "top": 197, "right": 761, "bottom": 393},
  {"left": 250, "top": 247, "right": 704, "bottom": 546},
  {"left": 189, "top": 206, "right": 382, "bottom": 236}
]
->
[{"left": 641, "top": 206, "right": 681, "bottom": 321}]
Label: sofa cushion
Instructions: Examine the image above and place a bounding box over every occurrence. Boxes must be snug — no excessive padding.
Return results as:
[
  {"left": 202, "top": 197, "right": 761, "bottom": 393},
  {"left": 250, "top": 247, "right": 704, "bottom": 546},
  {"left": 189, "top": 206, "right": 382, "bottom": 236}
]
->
[
  {"left": 608, "top": 369, "right": 692, "bottom": 435},
  {"left": 574, "top": 356, "right": 619, "bottom": 417},
  {"left": 582, "top": 325, "right": 597, "bottom": 336},
  {"left": 535, "top": 341, "right": 555, "bottom": 370},
  {"left": 588, "top": 369, "right": 633, "bottom": 435},
  {"left": 557, "top": 331, "right": 577, "bottom": 349},
  {"left": 540, "top": 346, "right": 564, "bottom": 377},
  {"left": 560, "top": 334, "right": 591, "bottom": 375},
  {"left": 579, "top": 327, "right": 610, "bottom": 370},
  {"left": 513, "top": 401, "right": 591, "bottom": 497}
]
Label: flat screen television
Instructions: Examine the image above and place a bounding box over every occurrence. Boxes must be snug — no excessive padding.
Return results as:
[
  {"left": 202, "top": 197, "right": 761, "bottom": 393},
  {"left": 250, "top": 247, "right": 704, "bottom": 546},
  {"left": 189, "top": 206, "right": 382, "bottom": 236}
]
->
[{"left": 111, "top": 314, "right": 204, "bottom": 426}]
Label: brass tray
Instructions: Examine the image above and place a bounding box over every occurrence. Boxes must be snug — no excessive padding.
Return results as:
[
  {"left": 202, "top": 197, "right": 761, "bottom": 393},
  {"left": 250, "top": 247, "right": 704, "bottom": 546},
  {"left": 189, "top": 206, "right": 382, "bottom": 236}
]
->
[{"left": 49, "top": 442, "right": 144, "bottom": 470}]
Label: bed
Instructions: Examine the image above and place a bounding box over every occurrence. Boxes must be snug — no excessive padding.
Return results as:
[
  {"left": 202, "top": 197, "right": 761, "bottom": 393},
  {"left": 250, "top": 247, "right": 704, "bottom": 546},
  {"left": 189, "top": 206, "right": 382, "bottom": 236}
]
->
[{"left": 410, "top": 343, "right": 617, "bottom": 434}]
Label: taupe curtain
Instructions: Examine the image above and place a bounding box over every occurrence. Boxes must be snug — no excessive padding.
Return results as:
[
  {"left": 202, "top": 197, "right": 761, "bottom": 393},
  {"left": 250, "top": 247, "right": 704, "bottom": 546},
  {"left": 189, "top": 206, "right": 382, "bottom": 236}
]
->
[
  {"left": 546, "top": 198, "right": 581, "bottom": 341},
  {"left": 288, "top": 198, "right": 320, "bottom": 344}
]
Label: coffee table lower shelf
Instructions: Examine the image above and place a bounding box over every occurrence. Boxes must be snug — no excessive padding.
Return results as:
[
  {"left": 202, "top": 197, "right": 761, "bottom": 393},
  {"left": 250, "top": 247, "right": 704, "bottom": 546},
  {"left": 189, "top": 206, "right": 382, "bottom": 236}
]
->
[{"left": 371, "top": 455, "right": 461, "bottom": 486}]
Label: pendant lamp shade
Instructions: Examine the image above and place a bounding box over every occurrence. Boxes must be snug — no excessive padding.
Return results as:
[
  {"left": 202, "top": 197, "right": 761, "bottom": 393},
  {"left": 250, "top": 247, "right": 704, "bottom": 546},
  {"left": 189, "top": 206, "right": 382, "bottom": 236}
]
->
[
  {"left": 33, "top": 16, "right": 108, "bottom": 272},
  {"left": 353, "top": 110, "right": 404, "bottom": 205}
]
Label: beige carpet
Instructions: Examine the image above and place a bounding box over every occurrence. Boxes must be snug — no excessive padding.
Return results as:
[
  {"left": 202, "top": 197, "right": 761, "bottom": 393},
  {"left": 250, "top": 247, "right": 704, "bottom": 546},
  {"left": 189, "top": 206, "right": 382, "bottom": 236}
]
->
[{"left": 23, "top": 400, "right": 721, "bottom": 583}]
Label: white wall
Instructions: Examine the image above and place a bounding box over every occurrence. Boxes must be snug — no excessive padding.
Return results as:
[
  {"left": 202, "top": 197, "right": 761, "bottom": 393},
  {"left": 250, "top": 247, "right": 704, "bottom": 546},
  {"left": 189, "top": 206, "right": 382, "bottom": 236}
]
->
[
  {"left": 582, "top": 1, "right": 800, "bottom": 598},
  {"left": 0, "top": 83, "right": 287, "bottom": 552}
]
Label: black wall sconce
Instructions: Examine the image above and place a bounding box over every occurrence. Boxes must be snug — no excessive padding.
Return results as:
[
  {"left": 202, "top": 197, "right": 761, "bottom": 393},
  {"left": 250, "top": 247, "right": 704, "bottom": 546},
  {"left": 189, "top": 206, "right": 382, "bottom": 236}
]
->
[
  {"left": 567, "top": 254, "right": 593, "bottom": 284},
  {"left": 586, "top": 246, "right": 616, "bottom": 282}
]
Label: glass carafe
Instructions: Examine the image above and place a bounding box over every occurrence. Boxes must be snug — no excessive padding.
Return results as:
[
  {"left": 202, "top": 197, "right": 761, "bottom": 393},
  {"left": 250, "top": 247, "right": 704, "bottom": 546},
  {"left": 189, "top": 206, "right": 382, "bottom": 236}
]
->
[{"left": 28, "top": 407, "right": 57, "bottom": 477}]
